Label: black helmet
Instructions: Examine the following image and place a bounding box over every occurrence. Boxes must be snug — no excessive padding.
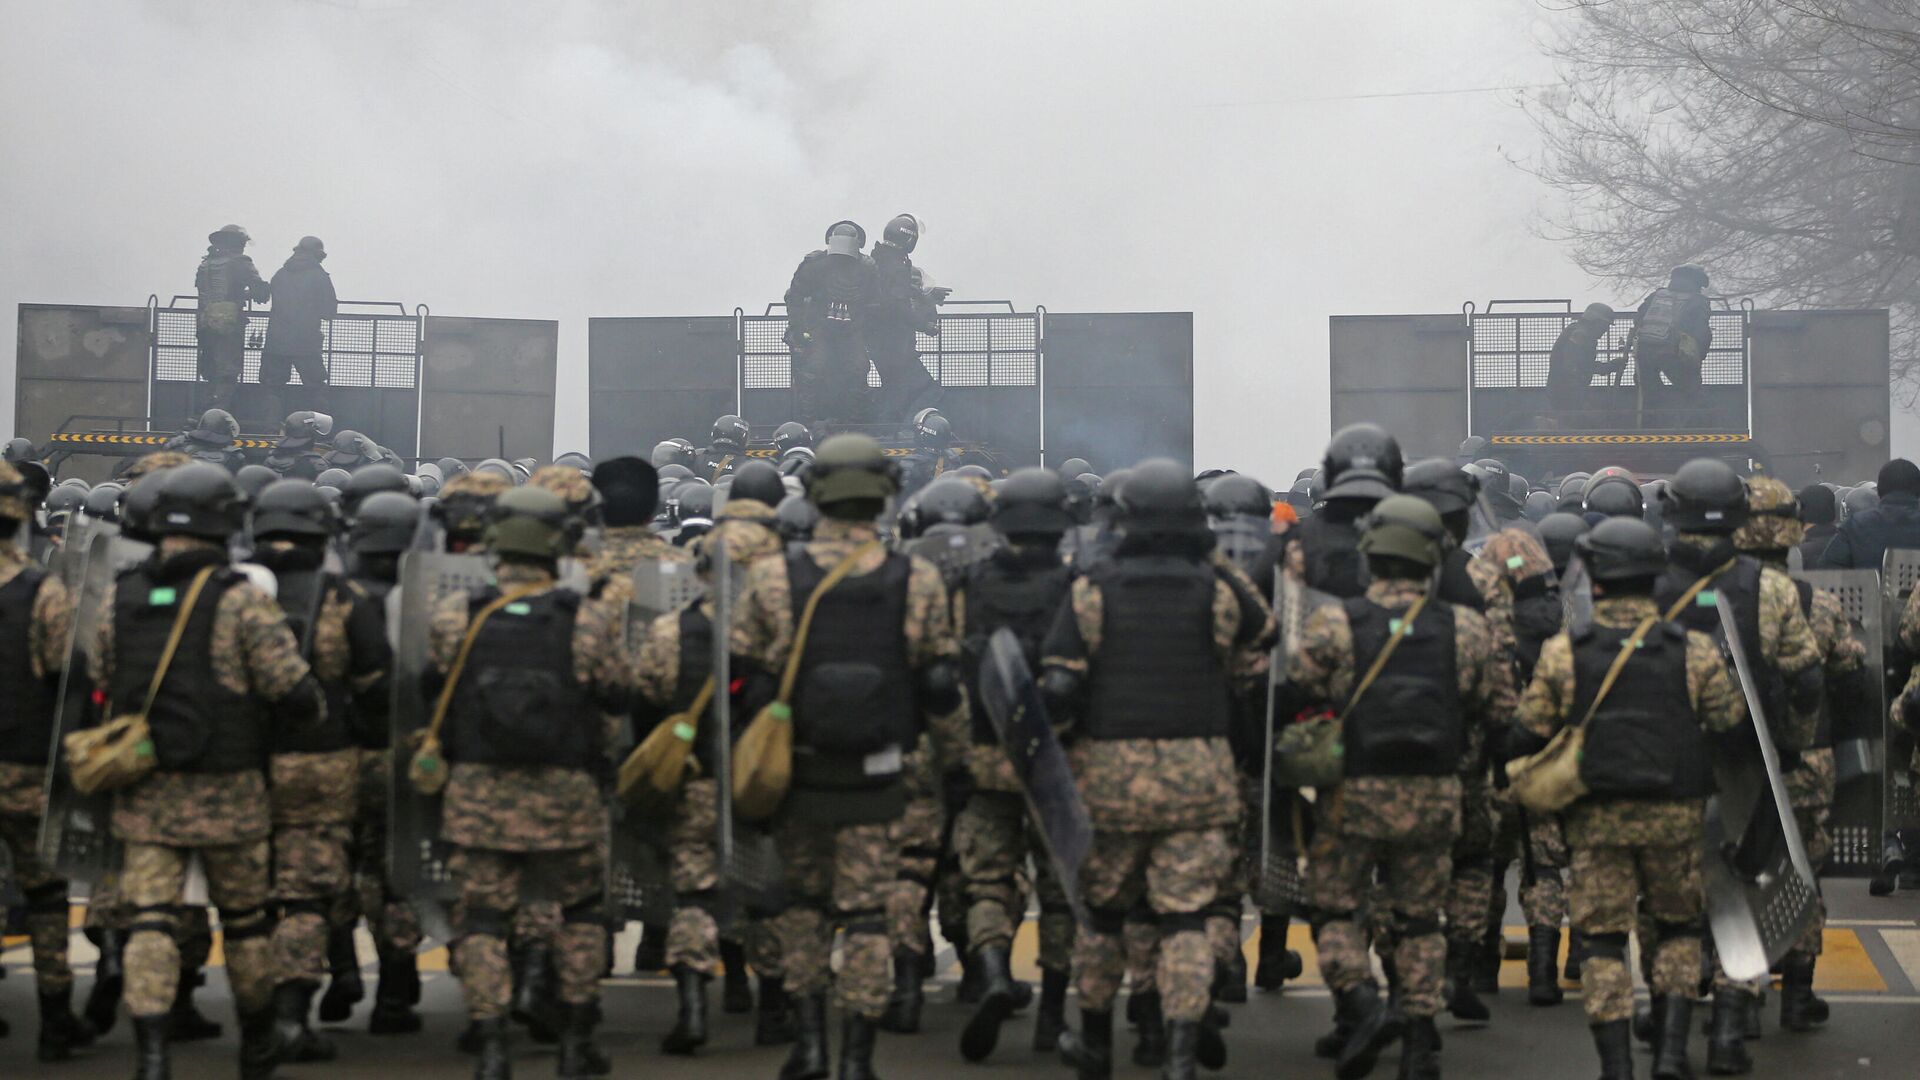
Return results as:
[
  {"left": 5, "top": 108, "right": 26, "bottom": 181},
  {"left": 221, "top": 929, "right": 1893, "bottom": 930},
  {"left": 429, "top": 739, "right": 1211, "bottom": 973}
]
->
[
  {"left": 779, "top": 445, "right": 815, "bottom": 477},
  {"left": 120, "top": 470, "right": 174, "bottom": 540},
  {"left": 883, "top": 213, "right": 923, "bottom": 252},
  {"left": 1660, "top": 458, "right": 1748, "bottom": 533},
  {"left": 772, "top": 421, "right": 812, "bottom": 456},
  {"left": 710, "top": 414, "right": 750, "bottom": 451},
  {"left": 151, "top": 462, "right": 245, "bottom": 540},
  {"left": 992, "top": 468, "right": 1073, "bottom": 537},
  {"left": 591, "top": 456, "right": 659, "bottom": 526},
  {"left": 45, "top": 485, "right": 85, "bottom": 516},
  {"left": 233, "top": 464, "right": 278, "bottom": 501},
  {"left": 208, "top": 223, "right": 250, "bottom": 246},
  {"left": 1357, "top": 494, "right": 1447, "bottom": 570},
  {"left": 1523, "top": 489, "right": 1555, "bottom": 523},
  {"left": 914, "top": 411, "right": 953, "bottom": 449},
  {"left": 343, "top": 463, "right": 409, "bottom": 512},
  {"left": 1401, "top": 458, "right": 1479, "bottom": 516},
  {"left": 192, "top": 408, "right": 239, "bottom": 444},
  {"left": 673, "top": 480, "right": 716, "bottom": 526},
  {"left": 652, "top": 439, "right": 697, "bottom": 471},
  {"left": 1458, "top": 435, "right": 1489, "bottom": 460},
  {"left": 326, "top": 429, "right": 379, "bottom": 466},
  {"left": 1116, "top": 459, "right": 1203, "bottom": 529},
  {"left": 483, "top": 486, "right": 572, "bottom": 562},
  {"left": 804, "top": 433, "right": 899, "bottom": 512},
  {"left": 1669, "top": 264, "right": 1709, "bottom": 292},
  {"left": 314, "top": 467, "right": 351, "bottom": 489},
  {"left": 350, "top": 491, "right": 420, "bottom": 555},
  {"left": 657, "top": 463, "right": 694, "bottom": 484},
  {"left": 294, "top": 235, "right": 326, "bottom": 258},
  {"left": 82, "top": 482, "right": 125, "bottom": 522},
  {"left": 1582, "top": 474, "right": 1645, "bottom": 519},
  {"left": 955, "top": 464, "right": 992, "bottom": 483},
  {"left": 1057, "top": 458, "right": 1093, "bottom": 481},
  {"left": 727, "top": 461, "right": 785, "bottom": 509},
  {"left": 1095, "top": 466, "right": 1132, "bottom": 515},
  {"left": 3, "top": 437, "right": 35, "bottom": 464},
  {"left": 1554, "top": 477, "right": 1589, "bottom": 514},
  {"left": 1203, "top": 473, "right": 1272, "bottom": 518},
  {"left": 435, "top": 456, "right": 469, "bottom": 478},
  {"left": 553, "top": 451, "right": 594, "bottom": 474},
  {"left": 1322, "top": 423, "right": 1404, "bottom": 503},
  {"left": 824, "top": 219, "right": 867, "bottom": 251},
  {"left": 283, "top": 410, "right": 334, "bottom": 441},
  {"left": 252, "top": 479, "right": 339, "bottom": 539},
  {"left": 911, "top": 477, "right": 989, "bottom": 531},
  {"left": 1536, "top": 512, "right": 1590, "bottom": 572},
  {"left": 1576, "top": 517, "right": 1669, "bottom": 582},
  {"left": 473, "top": 458, "right": 516, "bottom": 483},
  {"left": 775, "top": 493, "right": 819, "bottom": 541}
]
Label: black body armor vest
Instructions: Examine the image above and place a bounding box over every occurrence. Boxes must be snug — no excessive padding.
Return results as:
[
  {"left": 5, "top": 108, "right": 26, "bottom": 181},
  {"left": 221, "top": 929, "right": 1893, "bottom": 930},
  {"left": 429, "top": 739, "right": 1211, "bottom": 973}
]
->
[
  {"left": 1084, "top": 556, "right": 1230, "bottom": 741},
  {"left": 1296, "top": 515, "right": 1367, "bottom": 600},
  {"left": 1655, "top": 553, "right": 1787, "bottom": 742},
  {"left": 443, "top": 587, "right": 600, "bottom": 770},
  {"left": 0, "top": 568, "right": 60, "bottom": 765},
  {"left": 785, "top": 548, "right": 916, "bottom": 763},
  {"left": 962, "top": 554, "right": 1074, "bottom": 745},
  {"left": 1510, "top": 573, "right": 1563, "bottom": 685},
  {"left": 1571, "top": 621, "right": 1712, "bottom": 798},
  {"left": 1437, "top": 549, "right": 1486, "bottom": 612},
  {"left": 1341, "top": 597, "right": 1462, "bottom": 778},
  {"left": 109, "top": 560, "right": 264, "bottom": 773},
  {"left": 671, "top": 604, "right": 722, "bottom": 774}
]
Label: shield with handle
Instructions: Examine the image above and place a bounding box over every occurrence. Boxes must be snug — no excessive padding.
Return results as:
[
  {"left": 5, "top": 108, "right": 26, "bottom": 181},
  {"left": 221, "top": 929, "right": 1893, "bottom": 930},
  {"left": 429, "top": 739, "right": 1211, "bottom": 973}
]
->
[
  {"left": 1796, "top": 568, "right": 1885, "bottom": 873},
  {"left": 977, "top": 626, "right": 1091, "bottom": 924},
  {"left": 1257, "top": 572, "right": 1335, "bottom": 909},
  {"left": 708, "top": 538, "right": 783, "bottom": 926}
]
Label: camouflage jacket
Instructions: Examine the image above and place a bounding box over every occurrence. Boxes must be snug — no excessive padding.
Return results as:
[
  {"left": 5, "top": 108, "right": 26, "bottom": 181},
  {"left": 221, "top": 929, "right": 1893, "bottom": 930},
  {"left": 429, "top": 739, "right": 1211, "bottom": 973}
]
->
[
  {"left": 92, "top": 537, "right": 317, "bottom": 846},
  {"left": 1287, "top": 578, "right": 1509, "bottom": 843},
  {"left": 1515, "top": 595, "right": 1744, "bottom": 848},
  {"left": 0, "top": 542, "right": 74, "bottom": 809},
  {"left": 1045, "top": 552, "right": 1275, "bottom": 833},
  {"left": 430, "top": 561, "right": 633, "bottom": 852},
  {"left": 589, "top": 524, "right": 693, "bottom": 593},
  {"left": 1464, "top": 527, "right": 1554, "bottom": 663}
]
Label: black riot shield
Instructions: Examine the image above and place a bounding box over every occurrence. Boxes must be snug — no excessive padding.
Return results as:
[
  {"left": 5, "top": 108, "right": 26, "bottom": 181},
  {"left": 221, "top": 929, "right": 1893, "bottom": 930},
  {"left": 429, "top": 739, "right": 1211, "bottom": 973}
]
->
[
  {"left": 388, "top": 552, "right": 491, "bottom": 902},
  {"left": 1257, "top": 573, "right": 1335, "bottom": 910},
  {"left": 1798, "top": 568, "right": 1886, "bottom": 873},
  {"left": 978, "top": 626, "right": 1091, "bottom": 924},
  {"left": 905, "top": 523, "right": 1003, "bottom": 587},
  {"left": 38, "top": 526, "right": 149, "bottom": 882},
  {"left": 709, "top": 540, "right": 782, "bottom": 926},
  {"left": 1705, "top": 598, "right": 1820, "bottom": 980},
  {"left": 1880, "top": 549, "right": 1920, "bottom": 841}
]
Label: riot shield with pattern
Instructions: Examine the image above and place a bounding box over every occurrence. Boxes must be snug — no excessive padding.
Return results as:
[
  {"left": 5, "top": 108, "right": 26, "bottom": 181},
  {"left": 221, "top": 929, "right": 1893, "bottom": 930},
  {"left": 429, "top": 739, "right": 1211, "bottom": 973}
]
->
[
  {"left": 1257, "top": 573, "right": 1334, "bottom": 910},
  {"left": 38, "top": 526, "right": 148, "bottom": 882},
  {"left": 387, "top": 552, "right": 491, "bottom": 901},
  {"left": 627, "top": 556, "right": 702, "bottom": 646},
  {"left": 905, "top": 523, "right": 1003, "bottom": 588},
  {"left": 1705, "top": 597, "right": 1820, "bottom": 980},
  {"left": 1880, "top": 550, "right": 1920, "bottom": 842},
  {"left": 978, "top": 626, "right": 1090, "bottom": 924},
  {"left": 1798, "top": 568, "right": 1886, "bottom": 872},
  {"left": 1211, "top": 516, "right": 1270, "bottom": 582},
  {"left": 708, "top": 540, "right": 783, "bottom": 925}
]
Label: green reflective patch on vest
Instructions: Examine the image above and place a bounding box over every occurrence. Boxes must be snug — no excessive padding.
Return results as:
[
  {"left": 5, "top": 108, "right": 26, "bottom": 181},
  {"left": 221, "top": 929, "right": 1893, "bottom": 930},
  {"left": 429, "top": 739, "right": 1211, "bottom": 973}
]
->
[
  {"left": 1506, "top": 555, "right": 1525, "bottom": 570},
  {"left": 148, "top": 588, "right": 177, "bottom": 606},
  {"left": 504, "top": 602, "right": 532, "bottom": 615},
  {"left": 1696, "top": 590, "right": 1718, "bottom": 608}
]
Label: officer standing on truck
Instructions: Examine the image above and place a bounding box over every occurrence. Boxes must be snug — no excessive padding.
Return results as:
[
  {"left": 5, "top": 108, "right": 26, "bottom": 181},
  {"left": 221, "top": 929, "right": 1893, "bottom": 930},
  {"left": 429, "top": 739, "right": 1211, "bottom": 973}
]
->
[
  {"left": 194, "top": 225, "right": 269, "bottom": 414},
  {"left": 784, "top": 222, "right": 877, "bottom": 430},
  {"left": 865, "top": 214, "right": 949, "bottom": 422},
  {"left": 1547, "top": 303, "right": 1618, "bottom": 413},
  {"left": 260, "top": 237, "right": 338, "bottom": 424},
  {"left": 1632, "top": 266, "right": 1713, "bottom": 415}
]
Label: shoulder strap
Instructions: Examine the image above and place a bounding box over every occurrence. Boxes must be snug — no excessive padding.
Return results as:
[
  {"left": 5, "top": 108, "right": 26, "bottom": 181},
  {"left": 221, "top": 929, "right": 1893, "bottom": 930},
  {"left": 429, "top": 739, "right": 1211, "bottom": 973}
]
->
[
  {"left": 1661, "top": 557, "right": 1737, "bottom": 622},
  {"left": 1573, "top": 615, "right": 1660, "bottom": 731},
  {"left": 134, "top": 565, "right": 218, "bottom": 722},
  {"left": 776, "top": 540, "right": 885, "bottom": 705},
  {"left": 421, "top": 582, "right": 549, "bottom": 745},
  {"left": 1337, "top": 592, "right": 1430, "bottom": 724}
]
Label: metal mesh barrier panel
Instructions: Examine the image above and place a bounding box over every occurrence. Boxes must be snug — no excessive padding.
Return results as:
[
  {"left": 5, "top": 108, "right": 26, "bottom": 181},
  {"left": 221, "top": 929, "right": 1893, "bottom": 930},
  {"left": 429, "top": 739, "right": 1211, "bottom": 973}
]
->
[
  {"left": 740, "top": 312, "right": 1039, "bottom": 389},
  {"left": 1471, "top": 310, "right": 1747, "bottom": 389},
  {"left": 151, "top": 306, "right": 420, "bottom": 389}
]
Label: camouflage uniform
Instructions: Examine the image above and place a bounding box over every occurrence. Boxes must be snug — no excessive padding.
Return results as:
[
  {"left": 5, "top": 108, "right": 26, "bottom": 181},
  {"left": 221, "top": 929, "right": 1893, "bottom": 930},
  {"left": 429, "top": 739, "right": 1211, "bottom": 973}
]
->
[
  {"left": 431, "top": 561, "right": 632, "bottom": 1021},
  {"left": 730, "top": 517, "right": 961, "bottom": 1020},
  {"left": 1042, "top": 561, "right": 1274, "bottom": 1024},
  {"left": 1512, "top": 595, "right": 1744, "bottom": 1023},
  {"left": 1288, "top": 578, "right": 1508, "bottom": 1020}
]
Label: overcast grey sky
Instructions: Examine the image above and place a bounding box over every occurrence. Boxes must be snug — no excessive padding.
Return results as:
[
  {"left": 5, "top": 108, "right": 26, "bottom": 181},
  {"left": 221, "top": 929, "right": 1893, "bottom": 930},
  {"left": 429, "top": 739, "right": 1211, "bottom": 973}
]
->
[{"left": 2, "top": 0, "right": 1769, "bottom": 480}]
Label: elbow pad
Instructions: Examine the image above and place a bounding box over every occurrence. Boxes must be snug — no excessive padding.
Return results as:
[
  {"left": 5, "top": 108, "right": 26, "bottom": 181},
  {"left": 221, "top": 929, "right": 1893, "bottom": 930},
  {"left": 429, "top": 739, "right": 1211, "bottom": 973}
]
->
[
  {"left": 1039, "top": 667, "right": 1081, "bottom": 715},
  {"left": 917, "top": 659, "right": 963, "bottom": 716}
]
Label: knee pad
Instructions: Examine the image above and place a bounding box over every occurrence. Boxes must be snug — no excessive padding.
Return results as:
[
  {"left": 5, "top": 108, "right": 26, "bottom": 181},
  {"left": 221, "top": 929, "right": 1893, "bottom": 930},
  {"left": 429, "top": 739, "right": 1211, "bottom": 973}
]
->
[
  {"left": 1654, "top": 919, "right": 1702, "bottom": 945},
  {"left": 130, "top": 904, "right": 178, "bottom": 938},
  {"left": 1087, "top": 906, "right": 1129, "bottom": 936},
  {"left": 1585, "top": 932, "right": 1629, "bottom": 962},
  {"left": 24, "top": 880, "right": 69, "bottom": 915},
  {"left": 1203, "top": 900, "right": 1241, "bottom": 922},
  {"left": 1307, "top": 908, "right": 1349, "bottom": 936},
  {"left": 1038, "top": 902, "right": 1073, "bottom": 920},
  {"left": 1397, "top": 915, "right": 1442, "bottom": 939},
  {"left": 277, "top": 898, "right": 330, "bottom": 920},
  {"left": 562, "top": 897, "right": 606, "bottom": 926},
  {"left": 897, "top": 866, "right": 935, "bottom": 888},
  {"left": 838, "top": 907, "right": 887, "bottom": 937},
  {"left": 674, "top": 889, "right": 719, "bottom": 916},
  {"left": 1158, "top": 911, "right": 1208, "bottom": 935},
  {"left": 221, "top": 905, "right": 275, "bottom": 943},
  {"left": 461, "top": 904, "right": 512, "bottom": 940}
]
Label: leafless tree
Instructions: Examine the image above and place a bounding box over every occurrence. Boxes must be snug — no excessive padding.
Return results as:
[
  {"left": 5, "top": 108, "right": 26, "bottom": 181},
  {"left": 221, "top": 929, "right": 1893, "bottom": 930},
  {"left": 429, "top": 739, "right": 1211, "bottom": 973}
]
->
[{"left": 1523, "top": 0, "right": 1920, "bottom": 396}]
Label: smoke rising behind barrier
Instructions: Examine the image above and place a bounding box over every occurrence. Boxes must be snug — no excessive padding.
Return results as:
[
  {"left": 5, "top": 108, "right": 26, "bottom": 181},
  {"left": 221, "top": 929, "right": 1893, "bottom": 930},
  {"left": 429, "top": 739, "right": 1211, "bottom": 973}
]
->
[{"left": 3, "top": 0, "right": 1604, "bottom": 479}]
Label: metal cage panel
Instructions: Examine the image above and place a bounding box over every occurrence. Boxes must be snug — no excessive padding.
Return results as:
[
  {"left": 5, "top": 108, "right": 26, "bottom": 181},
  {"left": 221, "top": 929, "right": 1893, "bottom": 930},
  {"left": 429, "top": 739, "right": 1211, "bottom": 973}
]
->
[
  {"left": 150, "top": 305, "right": 421, "bottom": 390},
  {"left": 1470, "top": 310, "right": 1748, "bottom": 390},
  {"left": 739, "top": 311, "right": 1040, "bottom": 391}
]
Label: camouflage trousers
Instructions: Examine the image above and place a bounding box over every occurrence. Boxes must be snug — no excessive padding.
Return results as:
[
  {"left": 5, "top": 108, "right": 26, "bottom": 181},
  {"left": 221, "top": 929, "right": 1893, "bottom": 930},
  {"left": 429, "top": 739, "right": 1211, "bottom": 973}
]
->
[
  {"left": 86, "top": 871, "right": 214, "bottom": 976},
  {"left": 198, "top": 331, "right": 244, "bottom": 410},
  {"left": 450, "top": 845, "right": 606, "bottom": 1020},
  {"left": 351, "top": 751, "right": 421, "bottom": 956},
  {"left": 1125, "top": 903, "right": 1160, "bottom": 994},
  {"left": 1568, "top": 842, "right": 1703, "bottom": 1024},
  {"left": 1443, "top": 779, "right": 1496, "bottom": 948},
  {"left": 0, "top": 810, "right": 75, "bottom": 994},
  {"left": 665, "top": 778, "right": 723, "bottom": 978},
  {"left": 772, "top": 819, "right": 897, "bottom": 1019},
  {"left": 1490, "top": 795, "right": 1570, "bottom": 930},
  {"left": 1309, "top": 830, "right": 1452, "bottom": 1018},
  {"left": 887, "top": 790, "right": 945, "bottom": 958},
  {"left": 953, "top": 790, "right": 1074, "bottom": 971},
  {"left": 268, "top": 751, "right": 358, "bottom": 987},
  {"left": 1075, "top": 827, "right": 1231, "bottom": 1023},
  {"left": 121, "top": 840, "right": 275, "bottom": 1017}
]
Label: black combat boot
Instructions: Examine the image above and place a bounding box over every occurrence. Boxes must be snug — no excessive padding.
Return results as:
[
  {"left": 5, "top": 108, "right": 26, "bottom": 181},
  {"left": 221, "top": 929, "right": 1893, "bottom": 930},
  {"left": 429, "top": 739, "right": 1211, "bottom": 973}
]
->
[
  {"left": 1032, "top": 968, "right": 1070, "bottom": 1052},
  {"left": 1472, "top": 928, "right": 1502, "bottom": 994},
  {"left": 1635, "top": 999, "right": 1659, "bottom": 1046},
  {"left": 1444, "top": 940, "right": 1491, "bottom": 1022},
  {"left": 1196, "top": 1010, "right": 1228, "bottom": 1070},
  {"left": 1215, "top": 947, "right": 1248, "bottom": 1005},
  {"left": 131, "top": 1014, "right": 170, "bottom": 1080},
  {"left": 472, "top": 1016, "right": 510, "bottom": 1080},
  {"left": 1057, "top": 1008, "right": 1113, "bottom": 1080},
  {"left": 1130, "top": 990, "right": 1167, "bottom": 1067},
  {"left": 1565, "top": 930, "right": 1586, "bottom": 981},
  {"left": 955, "top": 950, "right": 985, "bottom": 1004},
  {"left": 1163, "top": 1020, "right": 1200, "bottom": 1080},
  {"left": 86, "top": 928, "right": 126, "bottom": 1035},
  {"left": 632, "top": 927, "right": 666, "bottom": 973},
  {"left": 1652, "top": 994, "right": 1696, "bottom": 1080},
  {"left": 1396, "top": 1014, "right": 1440, "bottom": 1080},
  {"left": 1869, "top": 830, "right": 1907, "bottom": 896},
  {"left": 270, "top": 979, "right": 337, "bottom": 1062},
  {"left": 1254, "top": 915, "right": 1304, "bottom": 991},
  {"left": 238, "top": 1007, "right": 281, "bottom": 1080},
  {"left": 959, "top": 945, "right": 1019, "bottom": 1062},
  {"left": 719, "top": 939, "right": 754, "bottom": 1014},
  {"left": 1528, "top": 925, "right": 1566, "bottom": 1006},
  {"left": 756, "top": 975, "right": 796, "bottom": 1046},
  {"left": 168, "top": 968, "right": 223, "bottom": 1041},
  {"left": 1335, "top": 982, "right": 1405, "bottom": 1080},
  {"left": 660, "top": 966, "right": 708, "bottom": 1055},
  {"left": 558, "top": 1001, "right": 610, "bottom": 1078},
  {"left": 779, "top": 994, "right": 830, "bottom": 1080},
  {"left": 1315, "top": 1014, "right": 1354, "bottom": 1059},
  {"left": 317, "top": 926, "right": 364, "bottom": 1023},
  {"left": 878, "top": 949, "right": 923, "bottom": 1034},
  {"left": 36, "top": 985, "right": 98, "bottom": 1062},
  {"left": 369, "top": 949, "right": 423, "bottom": 1035},
  {"left": 1592, "top": 1019, "right": 1634, "bottom": 1080},
  {"left": 509, "top": 941, "right": 560, "bottom": 1045},
  {"left": 1705, "top": 990, "right": 1751, "bottom": 1075},
  {"left": 838, "top": 1014, "right": 881, "bottom": 1080},
  {"left": 1777, "top": 954, "right": 1828, "bottom": 1031}
]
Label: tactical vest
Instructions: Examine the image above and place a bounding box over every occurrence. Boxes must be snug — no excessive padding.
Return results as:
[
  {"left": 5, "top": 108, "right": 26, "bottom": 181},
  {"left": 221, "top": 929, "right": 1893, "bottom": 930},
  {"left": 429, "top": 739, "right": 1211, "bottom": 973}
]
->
[
  {"left": 785, "top": 548, "right": 916, "bottom": 764},
  {"left": 109, "top": 563, "right": 265, "bottom": 773},
  {"left": 1571, "top": 621, "right": 1712, "bottom": 798},
  {"left": 443, "top": 587, "right": 600, "bottom": 770},
  {"left": 1656, "top": 555, "right": 1788, "bottom": 737},
  {"left": 1084, "top": 556, "right": 1230, "bottom": 741},
  {"left": 1510, "top": 573, "right": 1563, "bottom": 684},
  {"left": 1637, "top": 288, "right": 1683, "bottom": 351},
  {"left": 1438, "top": 549, "right": 1486, "bottom": 612},
  {"left": 1341, "top": 597, "right": 1462, "bottom": 777},
  {"left": 0, "top": 568, "right": 60, "bottom": 765},
  {"left": 671, "top": 604, "right": 721, "bottom": 773},
  {"left": 1795, "top": 580, "right": 1831, "bottom": 749},
  {"left": 269, "top": 568, "right": 353, "bottom": 755},
  {"left": 1297, "top": 515, "right": 1367, "bottom": 599},
  {"left": 962, "top": 556, "right": 1074, "bottom": 745}
]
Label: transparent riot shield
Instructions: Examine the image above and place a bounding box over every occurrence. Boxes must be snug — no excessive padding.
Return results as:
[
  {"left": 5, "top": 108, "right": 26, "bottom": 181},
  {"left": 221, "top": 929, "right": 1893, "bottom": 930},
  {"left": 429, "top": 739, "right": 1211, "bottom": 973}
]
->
[
  {"left": 1257, "top": 573, "right": 1334, "bottom": 910},
  {"left": 1880, "top": 549, "right": 1920, "bottom": 840},
  {"left": 38, "top": 527, "right": 148, "bottom": 882},
  {"left": 387, "top": 552, "right": 490, "bottom": 902},
  {"left": 1704, "top": 598, "right": 1820, "bottom": 980},
  {"left": 709, "top": 540, "right": 783, "bottom": 926},
  {"left": 1798, "top": 568, "right": 1886, "bottom": 873},
  {"left": 628, "top": 557, "right": 702, "bottom": 646},
  {"left": 1211, "top": 516, "right": 1270, "bottom": 581},
  {"left": 978, "top": 626, "right": 1091, "bottom": 924},
  {"left": 1560, "top": 554, "right": 1595, "bottom": 636},
  {"left": 904, "top": 523, "right": 1003, "bottom": 586}
]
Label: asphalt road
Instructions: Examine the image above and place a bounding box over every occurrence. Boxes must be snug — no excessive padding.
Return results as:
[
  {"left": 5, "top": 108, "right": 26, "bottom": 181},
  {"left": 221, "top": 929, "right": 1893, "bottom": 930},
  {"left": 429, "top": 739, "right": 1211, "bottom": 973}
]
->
[{"left": 7, "top": 879, "right": 1920, "bottom": 1079}]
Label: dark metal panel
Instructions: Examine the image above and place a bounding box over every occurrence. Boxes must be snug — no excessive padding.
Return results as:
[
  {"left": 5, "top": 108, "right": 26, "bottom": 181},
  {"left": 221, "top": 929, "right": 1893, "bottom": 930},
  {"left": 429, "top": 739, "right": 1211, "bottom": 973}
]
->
[
  {"left": 421, "top": 316, "right": 557, "bottom": 463},
  {"left": 15, "top": 305, "right": 151, "bottom": 450},
  {"left": 1750, "top": 310, "right": 1889, "bottom": 487},
  {"left": 1041, "top": 312, "right": 1192, "bottom": 469},
  {"left": 587, "top": 317, "right": 736, "bottom": 459},
  {"left": 1328, "top": 314, "right": 1470, "bottom": 459}
]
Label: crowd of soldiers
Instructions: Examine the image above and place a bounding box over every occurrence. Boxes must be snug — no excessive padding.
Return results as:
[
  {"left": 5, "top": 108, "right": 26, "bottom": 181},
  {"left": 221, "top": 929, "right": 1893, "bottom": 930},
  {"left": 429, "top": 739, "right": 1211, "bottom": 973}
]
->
[{"left": 1, "top": 409, "right": 1913, "bottom": 1080}]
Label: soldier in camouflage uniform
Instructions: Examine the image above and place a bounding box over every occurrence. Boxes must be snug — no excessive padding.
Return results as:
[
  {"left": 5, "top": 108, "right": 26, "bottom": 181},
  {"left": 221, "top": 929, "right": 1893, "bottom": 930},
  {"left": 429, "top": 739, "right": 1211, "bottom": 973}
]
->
[
  {"left": 90, "top": 462, "right": 330, "bottom": 1080},
  {"left": 1043, "top": 460, "right": 1274, "bottom": 1080},
  {"left": 730, "top": 433, "right": 964, "bottom": 1080},
  {"left": 428, "top": 486, "right": 633, "bottom": 1080},
  {"left": 0, "top": 460, "right": 98, "bottom": 1060},
  {"left": 435, "top": 471, "right": 514, "bottom": 554},
  {"left": 1288, "top": 495, "right": 1509, "bottom": 1080},
  {"left": 1510, "top": 516, "right": 1745, "bottom": 1080},
  {"left": 247, "top": 480, "right": 395, "bottom": 1061},
  {"left": 631, "top": 463, "right": 786, "bottom": 1056}
]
